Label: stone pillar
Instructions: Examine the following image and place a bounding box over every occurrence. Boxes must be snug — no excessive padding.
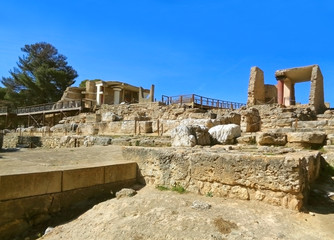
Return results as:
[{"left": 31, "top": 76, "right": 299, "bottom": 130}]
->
[
  {"left": 283, "top": 78, "right": 292, "bottom": 106},
  {"left": 96, "top": 83, "right": 103, "bottom": 106},
  {"left": 277, "top": 80, "right": 284, "bottom": 105},
  {"left": 247, "top": 67, "right": 265, "bottom": 106},
  {"left": 150, "top": 84, "right": 155, "bottom": 102},
  {"left": 113, "top": 88, "right": 122, "bottom": 104},
  {"left": 290, "top": 83, "right": 295, "bottom": 105}
]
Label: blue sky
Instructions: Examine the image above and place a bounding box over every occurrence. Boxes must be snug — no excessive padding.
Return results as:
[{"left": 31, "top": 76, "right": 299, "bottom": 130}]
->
[{"left": 1, "top": 0, "right": 334, "bottom": 105}]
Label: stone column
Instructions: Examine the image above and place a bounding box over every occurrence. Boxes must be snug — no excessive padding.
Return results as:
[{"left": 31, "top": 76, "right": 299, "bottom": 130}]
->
[
  {"left": 290, "top": 83, "right": 295, "bottom": 105},
  {"left": 113, "top": 88, "right": 122, "bottom": 104},
  {"left": 283, "top": 79, "right": 292, "bottom": 106},
  {"left": 96, "top": 83, "right": 103, "bottom": 106},
  {"left": 277, "top": 80, "right": 284, "bottom": 105}
]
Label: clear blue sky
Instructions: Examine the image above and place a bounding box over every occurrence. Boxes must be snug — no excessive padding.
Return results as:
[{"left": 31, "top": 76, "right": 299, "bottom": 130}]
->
[{"left": 1, "top": 0, "right": 334, "bottom": 105}]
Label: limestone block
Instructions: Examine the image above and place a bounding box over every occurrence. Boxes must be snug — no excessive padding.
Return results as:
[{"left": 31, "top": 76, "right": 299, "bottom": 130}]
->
[
  {"left": 327, "top": 134, "right": 334, "bottom": 145},
  {"left": 105, "top": 163, "right": 137, "bottom": 183},
  {"left": 0, "top": 172, "right": 62, "bottom": 200},
  {"left": 247, "top": 66, "right": 265, "bottom": 106},
  {"left": 180, "top": 119, "right": 216, "bottom": 128},
  {"left": 291, "top": 120, "right": 327, "bottom": 129},
  {"left": 138, "top": 121, "right": 153, "bottom": 133},
  {"left": 121, "top": 121, "right": 136, "bottom": 134},
  {"left": 287, "top": 132, "right": 326, "bottom": 144},
  {"left": 209, "top": 124, "right": 241, "bottom": 144},
  {"left": 218, "top": 112, "right": 241, "bottom": 125},
  {"left": 123, "top": 147, "right": 321, "bottom": 210},
  {"left": 327, "top": 120, "right": 334, "bottom": 126},
  {"left": 101, "top": 112, "right": 122, "bottom": 122},
  {"left": 170, "top": 125, "right": 197, "bottom": 147},
  {"left": 62, "top": 167, "right": 104, "bottom": 191},
  {"left": 256, "top": 132, "right": 287, "bottom": 146},
  {"left": 50, "top": 124, "right": 66, "bottom": 133},
  {"left": 77, "top": 124, "right": 99, "bottom": 135},
  {"left": 240, "top": 107, "right": 260, "bottom": 132},
  {"left": 192, "top": 125, "right": 211, "bottom": 146},
  {"left": 236, "top": 134, "right": 256, "bottom": 145},
  {"left": 85, "top": 113, "right": 101, "bottom": 123}
]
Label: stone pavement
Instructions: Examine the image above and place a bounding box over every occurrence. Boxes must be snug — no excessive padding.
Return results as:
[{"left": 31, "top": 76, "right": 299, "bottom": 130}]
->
[{"left": 0, "top": 145, "right": 129, "bottom": 175}]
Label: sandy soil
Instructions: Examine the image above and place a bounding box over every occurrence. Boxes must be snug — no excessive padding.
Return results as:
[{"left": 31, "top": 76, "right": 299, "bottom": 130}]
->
[{"left": 39, "top": 185, "right": 334, "bottom": 240}]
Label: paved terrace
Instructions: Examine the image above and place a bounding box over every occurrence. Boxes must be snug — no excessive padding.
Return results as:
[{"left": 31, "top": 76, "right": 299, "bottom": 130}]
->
[{"left": 0, "top": 145, "right": 130, "bottom": 175}]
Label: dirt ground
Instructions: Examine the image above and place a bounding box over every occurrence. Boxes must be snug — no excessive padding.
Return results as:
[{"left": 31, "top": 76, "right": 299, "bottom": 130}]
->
[{"left": 38, "top": 184, "right": 334, "bottom": 240}]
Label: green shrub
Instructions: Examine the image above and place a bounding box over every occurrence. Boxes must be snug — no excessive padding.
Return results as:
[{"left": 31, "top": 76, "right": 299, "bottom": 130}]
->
[
  {"left": 171, "top": 183, "right": 186, "bottom": 194},
  {"left": 156, "top": 185, "right": 169, "bottom": 191}
]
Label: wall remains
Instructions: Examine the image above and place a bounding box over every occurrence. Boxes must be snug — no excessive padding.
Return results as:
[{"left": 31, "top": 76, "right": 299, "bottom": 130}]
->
[
  {"left": 123, "top": 147, "right": 321, "bottom": 211},
  {"left": 247, "top": 67, "right": 265, "bottom": 106}
]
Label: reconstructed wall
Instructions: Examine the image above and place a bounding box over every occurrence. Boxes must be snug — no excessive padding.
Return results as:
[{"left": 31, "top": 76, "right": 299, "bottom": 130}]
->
[{"left": 123, "top": 147, "right": 321, "bottom": 211}]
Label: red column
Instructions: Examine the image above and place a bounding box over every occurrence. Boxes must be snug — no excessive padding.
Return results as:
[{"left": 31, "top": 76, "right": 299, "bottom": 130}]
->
[{"left": 277, "top": 80, "right": 284, "bottom": 105}]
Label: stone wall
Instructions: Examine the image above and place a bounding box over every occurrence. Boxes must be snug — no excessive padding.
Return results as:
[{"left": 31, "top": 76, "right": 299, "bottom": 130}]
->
[{"left": 123, "top": 146, "right": 321, "bottom": 211}]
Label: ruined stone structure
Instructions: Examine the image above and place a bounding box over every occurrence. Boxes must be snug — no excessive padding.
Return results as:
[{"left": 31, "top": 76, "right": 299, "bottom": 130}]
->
[
  {"left": 247, "top": 65, "right": 326, "bottom": 113},
  {"left": 58, "top": 80, "right": 154, "bottom": 109}
]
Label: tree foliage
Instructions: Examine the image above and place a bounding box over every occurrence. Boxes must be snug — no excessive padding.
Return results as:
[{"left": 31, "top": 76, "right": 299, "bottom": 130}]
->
[
  {"left": 79, "top": 79, "right": 101, "bottom": 88},
  {"left": 1, "top": 42, "right": 78, "bottom": 106}
]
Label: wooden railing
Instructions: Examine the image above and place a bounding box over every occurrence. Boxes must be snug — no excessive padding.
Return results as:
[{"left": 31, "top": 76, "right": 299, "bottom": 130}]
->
[{"left": 161, "top": 94, "right": 245, "bottom": 109}]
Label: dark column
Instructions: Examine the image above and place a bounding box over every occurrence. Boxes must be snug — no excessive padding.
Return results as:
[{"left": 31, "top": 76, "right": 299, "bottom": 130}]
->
[{"left": 277, "top": 80, "right": 284, "bottom": 105}]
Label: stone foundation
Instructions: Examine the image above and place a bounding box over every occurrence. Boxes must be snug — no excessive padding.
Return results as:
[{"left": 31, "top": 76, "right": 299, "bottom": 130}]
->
[{"left": 123, "top": 147, "right": 321, "bottom": 211}]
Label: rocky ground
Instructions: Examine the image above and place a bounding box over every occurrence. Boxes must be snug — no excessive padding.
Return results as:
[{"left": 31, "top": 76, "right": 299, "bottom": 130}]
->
[{"left": 38, "top": 184, "right": 334, "bottom": 240}]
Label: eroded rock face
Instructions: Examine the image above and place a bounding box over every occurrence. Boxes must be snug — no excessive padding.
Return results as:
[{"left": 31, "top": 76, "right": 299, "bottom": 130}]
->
[
  {"left": 123, "top": 147, "right": 321, "bottom": 210},
  {"left": 209, "top": 124, "right": 241, "bottom": 144}
]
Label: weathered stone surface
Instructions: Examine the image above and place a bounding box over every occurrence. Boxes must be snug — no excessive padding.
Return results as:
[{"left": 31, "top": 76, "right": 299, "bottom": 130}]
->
[
  {"left": 170, "top": 125, "right": 210, "bottom": 147},
  {"left": 218, "top": 112, "right": 241, "bottom": 125},
  {"left": 83, "top": 136, "right": 112, "bottom": 146},
  {"left": 170, "top": 125, "right": 196, "bottom": 147},
  {"left": 191, "top": 200, "right": 211, "bottom": 210},
  {"left": 287, "top": 132, "right": 326, "bottom": 144},
  {"left": 209, "top": 124, "right": 241, "bottom": 144},
  {"left": 116, "top": 188, "right": 136, "bottom": 199},
  {"left": 240, "top": 107, "right": 261, "bottom": 132},
  {"left": 256, "top": 132, "right": 287, "bottom": 146},
  {"left": 292, "top": 120, "right": 327, "bottom": 129},
  {"left": 236, "top": 133, "right": 256, "bottom": 145},
  {"left": 101, "top": 112, "right": 122, "bottom": 122},
  {"left": 247, "top": 66, "right": 265, "bottom": 106},
  {"left": 123, "top": 147, "right": 321, "bottom": 210}
]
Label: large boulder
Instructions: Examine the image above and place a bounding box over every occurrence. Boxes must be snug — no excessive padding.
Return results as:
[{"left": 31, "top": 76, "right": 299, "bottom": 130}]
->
[
  {"left": 209, "top": 124, "right": 241, "bottom": 144},
  {"left": 171, "top": 125, "right": 211, "bottom": 147}
]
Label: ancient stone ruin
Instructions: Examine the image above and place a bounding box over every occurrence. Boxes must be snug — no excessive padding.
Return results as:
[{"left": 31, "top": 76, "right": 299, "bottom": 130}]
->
[
  {"left": 247, "top": 64, "right": 326, "bottom": 113},
  {"left": 1, "top": 65, "right": 333, "bottom": 239}
]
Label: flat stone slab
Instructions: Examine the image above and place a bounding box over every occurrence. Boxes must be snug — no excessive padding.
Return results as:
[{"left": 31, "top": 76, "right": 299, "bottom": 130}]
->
[{"left": 0, "top": 145, "right": 131, "bottom": 175}]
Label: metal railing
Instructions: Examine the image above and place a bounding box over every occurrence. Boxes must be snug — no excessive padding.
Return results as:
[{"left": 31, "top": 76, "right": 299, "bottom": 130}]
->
[
  {"left": 0, "top": 106, "right": 16, "bottom": 114},
  {"left": 16, "top": 100, "right": 82, "bottom": 114},
  {"left": 162, "top": 94, "right": 245, "bottom": 109}
]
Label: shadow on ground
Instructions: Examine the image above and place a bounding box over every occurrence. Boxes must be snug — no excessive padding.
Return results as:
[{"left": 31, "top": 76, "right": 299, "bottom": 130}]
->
[
  {"left": 18, "top": 184, "right": 145, "bottom": 240},
  {"left": 306, "top": 159, "right": 334, "bottom": 215}
]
